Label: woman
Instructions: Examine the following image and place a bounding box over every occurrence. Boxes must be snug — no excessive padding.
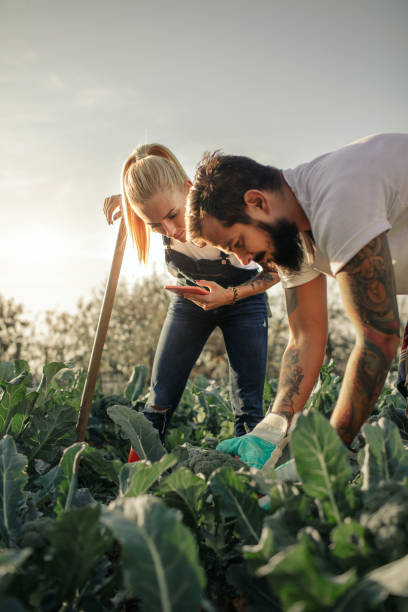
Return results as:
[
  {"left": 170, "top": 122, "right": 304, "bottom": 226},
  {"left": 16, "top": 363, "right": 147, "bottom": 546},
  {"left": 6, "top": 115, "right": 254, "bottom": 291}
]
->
[{"left": 104, "top": 143, "right": 280, "bottom": 447}]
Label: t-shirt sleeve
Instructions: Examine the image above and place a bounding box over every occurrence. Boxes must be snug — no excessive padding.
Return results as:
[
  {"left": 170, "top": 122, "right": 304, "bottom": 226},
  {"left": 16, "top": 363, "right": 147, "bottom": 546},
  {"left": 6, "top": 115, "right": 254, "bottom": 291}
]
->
[
  {"left": 311, "top": 173, "right": 392, "bottom": 276},
  {"left": 277, "top": 260, "right": 321, "bottom": 289}
]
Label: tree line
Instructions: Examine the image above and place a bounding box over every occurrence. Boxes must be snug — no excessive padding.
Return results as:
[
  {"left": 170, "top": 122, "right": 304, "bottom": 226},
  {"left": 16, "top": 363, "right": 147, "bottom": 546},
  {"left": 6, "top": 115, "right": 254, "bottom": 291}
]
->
[{"left": 1, "top": 275, "right": 407, "bottom": 393}]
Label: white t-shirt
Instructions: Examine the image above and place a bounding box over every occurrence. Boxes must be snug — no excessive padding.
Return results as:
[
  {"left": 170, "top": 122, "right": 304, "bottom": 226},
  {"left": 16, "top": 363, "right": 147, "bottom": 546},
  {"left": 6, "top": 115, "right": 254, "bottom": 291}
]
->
[
  {"left": 169, "top": 239, "right": 259, "bottom": 271},
  {"left": 279, "top": 133, "right": 408, "bottom": 295}
]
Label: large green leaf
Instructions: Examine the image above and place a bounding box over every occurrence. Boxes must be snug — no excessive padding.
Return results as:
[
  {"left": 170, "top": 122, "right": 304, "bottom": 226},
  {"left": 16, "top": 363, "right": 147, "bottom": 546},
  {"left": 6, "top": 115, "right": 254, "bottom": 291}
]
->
[
  {"left": 0, "top": 548, "right": 31, "bottom": 597},
  {"left": 361, "top": 418, "right": 408, "bottom": 490},
  {"left": 306, "top": 361, "right": 342, "bottom": 417},
  {"left": 330, "top": 519, "right": 374, "bottom": 569},
  {"left": 31, "top": 464, "right": 61, "bottom": 508},
  {"left": 0, "top": 375, "right": 28, "bottom": 437},
  {"left": 124, "top": 365, "right": 148, "bottom": 404},
  {"left": 0, "top": 597, "right": 26, "bottom": 612},
  {"left": 0, "top": 365, "right": 37, "bottom": 439},
  {"left": 7, "top": 391, "right": 38, "bottom": 438},
  {"left": 21, "top": 403, "right": 78, "bottom": 464},
  {"left": 107, "top": 405, "right": 165, "bottom": 462},
  {"left": 102, "top": 495, "right": 205, "bottom": 612},
  {"left": 81, "top": 445, "right": 122, "bottom": 486},
  {"left": 0, "top": 362, "right": 14, "bottom": 383},
  {"left": 120, "top": 454, "right": 178, "bottom": 497},
  {"left": 366, "top": 554, "right": 408, "bottom": 597},
  {"left": 360, "top": 487, "right": 408, "bottom": 563},
  {"left": 258, "top": 530, "right": 357, "bottom": 611},
  {"left": 334, "top": 554, "right": 408, "bottom": 610},
  {"left": 49, "top": 505, "right": 111, "bottom": 606},
  {"left": 290, "top": 412, "right": 352, "bottom": 524},
  {"left": 0, "top": 436, "right": 28, "bottom": 546},
  {"left": 262, "top": 513, "right": 297, "bottom": 552},
  {"left": 227, "top": 561, "right": 281, "bottom": 612},
  {"left": 209, "top": 468, "right": 264, "bottom": 543},
  {"left": 155, "top": 466, "right": 207, "bottom": 529},
  {"left": 55, "top": 442, "right": 86, "bottom": 515},
  {"left": 36, "top": 362, "right": 70, "bottom": 400},
  {"left": 243, "top": 525, "right": 275, "bottom": 572},
  {"left": 13, "top": 360, "right": 30, "bottom": 377}
]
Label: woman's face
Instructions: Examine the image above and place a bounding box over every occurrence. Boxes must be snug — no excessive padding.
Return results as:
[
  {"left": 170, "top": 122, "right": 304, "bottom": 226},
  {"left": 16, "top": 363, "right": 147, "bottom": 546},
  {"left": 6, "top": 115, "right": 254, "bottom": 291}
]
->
[{"left": 136, "top": 182, "right": 190, "bottom": 242}]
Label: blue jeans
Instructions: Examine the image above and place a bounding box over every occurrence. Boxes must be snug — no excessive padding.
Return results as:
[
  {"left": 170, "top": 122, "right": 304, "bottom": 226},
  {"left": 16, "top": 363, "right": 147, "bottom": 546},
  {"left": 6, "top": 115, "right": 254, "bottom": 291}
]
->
[{"left": 143, "top": 292, "right": 268, "bottom": 440}]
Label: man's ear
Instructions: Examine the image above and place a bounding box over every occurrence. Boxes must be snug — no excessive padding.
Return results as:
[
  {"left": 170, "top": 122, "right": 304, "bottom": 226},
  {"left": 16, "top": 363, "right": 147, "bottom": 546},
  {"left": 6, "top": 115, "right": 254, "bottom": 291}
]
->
[
  {"left": 243, "top": 189, "right": 270, "bottom": 212},
  {"left": 184, "top": 179, "right": 193, "bottom": 193}
]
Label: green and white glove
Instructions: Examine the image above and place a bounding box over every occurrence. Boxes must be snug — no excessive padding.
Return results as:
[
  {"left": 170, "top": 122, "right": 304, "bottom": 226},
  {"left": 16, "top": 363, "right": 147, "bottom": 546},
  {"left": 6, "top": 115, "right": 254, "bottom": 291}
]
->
[{"left": 216, "top": 413, "right": 288, "bottom": 469}]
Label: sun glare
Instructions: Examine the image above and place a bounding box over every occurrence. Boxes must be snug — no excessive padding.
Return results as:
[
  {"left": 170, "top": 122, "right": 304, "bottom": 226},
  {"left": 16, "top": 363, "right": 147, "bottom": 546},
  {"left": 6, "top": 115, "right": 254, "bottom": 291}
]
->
[
  {"left": 106, "top": 227, "right": 166, "bottom": 284},
  {"left": 19, "top": 226, "right": 71, "bottom": 262}
]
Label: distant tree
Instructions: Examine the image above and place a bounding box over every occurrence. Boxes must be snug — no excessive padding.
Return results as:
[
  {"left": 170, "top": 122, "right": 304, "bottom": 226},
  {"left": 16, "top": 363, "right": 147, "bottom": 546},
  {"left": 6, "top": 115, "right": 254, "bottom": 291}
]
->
[
  {"left": 31, "top": 273, "right": 170, "bottom": 389},
  {"left": 0, "top": 294, "right": 31, "bottom": 361},
  {"left": 8, "top": 281, "right": 407, "bottom": 394},
  {"left": 28, "top": 278, "right": 291, "bottom": 391}
]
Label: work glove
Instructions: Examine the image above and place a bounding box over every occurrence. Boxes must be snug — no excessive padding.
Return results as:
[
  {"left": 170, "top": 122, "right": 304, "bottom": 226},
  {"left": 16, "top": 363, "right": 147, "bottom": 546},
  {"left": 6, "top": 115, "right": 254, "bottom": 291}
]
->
[{"left": 216, "top": 413, "right": 288, "bottom": 469}]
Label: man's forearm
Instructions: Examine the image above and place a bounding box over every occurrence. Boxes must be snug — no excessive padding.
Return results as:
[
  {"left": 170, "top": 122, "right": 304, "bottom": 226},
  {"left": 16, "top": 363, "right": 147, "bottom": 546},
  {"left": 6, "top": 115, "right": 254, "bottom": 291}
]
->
[
  {"left": 268, "top": 277, "right": 328, "bottom": 425},
  {"left": 269, "top": 340, "right": 325, "bottom": 425},
  {"left": 333, "top": 233, "right": 401, "bottom": 446},
  {"left": 234, "top": 269, "right": 280, "bottom": 300}
]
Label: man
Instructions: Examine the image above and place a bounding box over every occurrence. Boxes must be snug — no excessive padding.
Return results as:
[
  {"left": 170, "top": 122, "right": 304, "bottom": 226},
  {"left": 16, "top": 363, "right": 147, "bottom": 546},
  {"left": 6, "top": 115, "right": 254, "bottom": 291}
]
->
[{"left": 186, "top": 133, "right": 408, "bottom": 469}]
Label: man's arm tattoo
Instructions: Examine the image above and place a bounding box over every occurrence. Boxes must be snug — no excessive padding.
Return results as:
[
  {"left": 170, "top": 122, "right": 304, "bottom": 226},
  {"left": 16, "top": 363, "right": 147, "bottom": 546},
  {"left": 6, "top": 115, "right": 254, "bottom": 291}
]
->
[
  {"left": 334, "top": 337, "right": 389, "bottom": 444},
  {"left": 342, "top": 234, "right": 400, "bottom": 337},
  {"left": 333, "top": 233, "right": 400, "bottom": 445},
  {"left": 239, "top": 270, "right": 279, "bottom": 291},
  {"left": 273, "top": 348, "right": 304, "bottom": 422},
  {"left": 285, "top": 287, "right": 298, "bottom": 317}
]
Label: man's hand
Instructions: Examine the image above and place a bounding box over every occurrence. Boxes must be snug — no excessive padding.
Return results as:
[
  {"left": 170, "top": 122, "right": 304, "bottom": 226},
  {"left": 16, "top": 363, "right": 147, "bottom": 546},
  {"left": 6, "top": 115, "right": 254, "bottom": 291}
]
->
[
  {"left": 216, "top": 413, "right": 288, "bottom": 469},
  {"left": 104, "top": 194, "right": 122, "bottom": 225},
  {"left": 217, "top": 435, "right": 278, "bottom": 469}
]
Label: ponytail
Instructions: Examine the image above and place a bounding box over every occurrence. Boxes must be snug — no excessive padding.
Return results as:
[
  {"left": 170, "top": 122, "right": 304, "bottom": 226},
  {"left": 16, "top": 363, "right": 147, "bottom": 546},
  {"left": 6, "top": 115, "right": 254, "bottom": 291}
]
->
[
  {"left": 121, "top": 155, "right": 150, "bottom": 263},
  {"left": 121, "top": 143, "right": 189, "bottom": 263}
]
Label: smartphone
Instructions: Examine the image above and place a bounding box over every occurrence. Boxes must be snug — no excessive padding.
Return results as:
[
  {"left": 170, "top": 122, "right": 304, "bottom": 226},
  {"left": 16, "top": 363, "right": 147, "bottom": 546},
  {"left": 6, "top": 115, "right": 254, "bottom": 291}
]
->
[{"left": 164, "top": 285, "right": 210, "bottom": 296}]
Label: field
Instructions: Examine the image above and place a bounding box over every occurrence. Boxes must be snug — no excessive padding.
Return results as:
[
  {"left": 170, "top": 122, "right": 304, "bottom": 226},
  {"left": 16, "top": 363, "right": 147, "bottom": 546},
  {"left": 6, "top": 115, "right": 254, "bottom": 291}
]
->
[{"left": 0, "top": 359, "right": 408, "bottom": 611}]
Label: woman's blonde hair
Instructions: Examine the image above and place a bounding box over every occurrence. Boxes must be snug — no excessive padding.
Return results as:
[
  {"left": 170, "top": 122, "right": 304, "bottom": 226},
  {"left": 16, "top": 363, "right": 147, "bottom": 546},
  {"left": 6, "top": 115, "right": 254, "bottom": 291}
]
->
[{"left": 121, "top": 143, "right": 189, "bottom": 263}]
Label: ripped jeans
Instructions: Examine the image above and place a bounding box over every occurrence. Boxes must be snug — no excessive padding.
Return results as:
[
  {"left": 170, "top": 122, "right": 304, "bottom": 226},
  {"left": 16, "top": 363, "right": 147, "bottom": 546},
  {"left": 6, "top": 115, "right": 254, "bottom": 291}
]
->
[{"left": 143, "top": 292, "right": 268, "bottom": 441}]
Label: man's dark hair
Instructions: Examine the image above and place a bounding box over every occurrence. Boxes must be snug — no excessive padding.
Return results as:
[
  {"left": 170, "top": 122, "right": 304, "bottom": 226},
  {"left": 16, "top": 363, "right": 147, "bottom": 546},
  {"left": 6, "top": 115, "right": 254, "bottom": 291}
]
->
[{"left": 186, "top": 151, "right": 282, "bottom": 242}]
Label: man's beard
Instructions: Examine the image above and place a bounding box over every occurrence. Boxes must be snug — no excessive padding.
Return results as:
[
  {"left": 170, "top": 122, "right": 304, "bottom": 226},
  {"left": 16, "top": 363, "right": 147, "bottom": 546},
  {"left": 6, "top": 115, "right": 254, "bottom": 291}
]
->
[{"left": 254, "top": 219, "right": 304, "bottom": 273}]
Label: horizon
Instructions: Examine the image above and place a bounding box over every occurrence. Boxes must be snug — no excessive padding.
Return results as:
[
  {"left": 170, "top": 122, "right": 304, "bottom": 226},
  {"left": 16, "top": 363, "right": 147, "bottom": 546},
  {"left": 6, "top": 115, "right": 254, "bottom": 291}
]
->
[{"left": 1, "top": 0, "right": 408, "bottom": 316}]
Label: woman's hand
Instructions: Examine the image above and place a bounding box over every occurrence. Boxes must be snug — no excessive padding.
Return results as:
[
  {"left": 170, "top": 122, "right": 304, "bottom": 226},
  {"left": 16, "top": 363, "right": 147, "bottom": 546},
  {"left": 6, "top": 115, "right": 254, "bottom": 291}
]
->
[
  {"left": 103, "top": 194, "right": 123, "bottom": 225},
  {"left": 185, "top": 280, "right": 234, "bottom": 310}
]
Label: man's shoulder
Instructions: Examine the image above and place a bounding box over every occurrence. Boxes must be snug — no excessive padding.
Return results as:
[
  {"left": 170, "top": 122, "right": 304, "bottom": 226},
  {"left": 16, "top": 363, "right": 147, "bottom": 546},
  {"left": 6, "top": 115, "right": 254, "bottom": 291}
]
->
[
  {"left": 284, "top": 133, "right": 408, "bottom": 211},
  {"left": 285, "top": 133, "right": 408, "bottom": 183}
]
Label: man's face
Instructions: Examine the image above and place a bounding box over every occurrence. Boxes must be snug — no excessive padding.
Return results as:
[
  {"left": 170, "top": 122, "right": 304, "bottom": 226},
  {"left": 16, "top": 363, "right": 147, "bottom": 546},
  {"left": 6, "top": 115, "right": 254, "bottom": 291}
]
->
[{"left": 200, "top": 215, "right": 304, "bottom": 273}]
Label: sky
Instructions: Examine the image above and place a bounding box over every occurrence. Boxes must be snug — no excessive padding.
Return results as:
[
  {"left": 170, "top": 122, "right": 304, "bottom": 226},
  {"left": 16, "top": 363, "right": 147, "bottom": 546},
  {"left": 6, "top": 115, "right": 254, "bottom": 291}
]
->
[{"left": 1, "top": 0, "right": 408, "bottom": 316}]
